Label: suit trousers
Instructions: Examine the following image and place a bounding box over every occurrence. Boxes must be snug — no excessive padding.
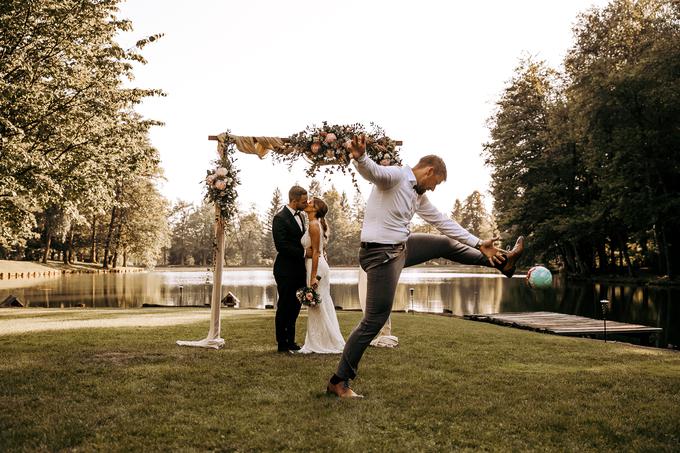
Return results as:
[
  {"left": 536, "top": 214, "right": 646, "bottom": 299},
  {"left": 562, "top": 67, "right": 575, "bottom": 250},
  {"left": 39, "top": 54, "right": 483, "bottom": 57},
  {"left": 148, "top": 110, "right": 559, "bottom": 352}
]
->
[
  {"left": 336, "top": 233, "right": 491, "bottom": 380},
  {"left": 274, "top": 273, "right": 305, "bottom": 347}
]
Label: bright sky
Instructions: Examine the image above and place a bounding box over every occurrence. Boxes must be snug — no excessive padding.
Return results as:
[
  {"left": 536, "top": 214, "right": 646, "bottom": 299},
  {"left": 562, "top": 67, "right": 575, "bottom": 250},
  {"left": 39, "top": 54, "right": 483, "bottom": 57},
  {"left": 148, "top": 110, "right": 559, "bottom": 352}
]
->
[{"left": 116, "top": 0, "right": 609, "bottom": 216}]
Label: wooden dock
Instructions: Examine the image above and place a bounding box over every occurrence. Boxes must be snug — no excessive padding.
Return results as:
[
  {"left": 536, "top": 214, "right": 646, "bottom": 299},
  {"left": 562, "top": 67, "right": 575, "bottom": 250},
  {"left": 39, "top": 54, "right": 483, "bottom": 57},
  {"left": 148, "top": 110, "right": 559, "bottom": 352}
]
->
[{"left": 465, "top": 311, "right": 662, "bottom": 344}]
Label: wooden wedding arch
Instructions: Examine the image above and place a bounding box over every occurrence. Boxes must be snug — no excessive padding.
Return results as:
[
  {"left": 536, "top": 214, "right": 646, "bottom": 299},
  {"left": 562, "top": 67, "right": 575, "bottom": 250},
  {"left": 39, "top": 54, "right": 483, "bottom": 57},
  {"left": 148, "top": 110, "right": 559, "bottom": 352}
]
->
[{"left": 176, "top": 132, "right": 402, "bottom": 349}]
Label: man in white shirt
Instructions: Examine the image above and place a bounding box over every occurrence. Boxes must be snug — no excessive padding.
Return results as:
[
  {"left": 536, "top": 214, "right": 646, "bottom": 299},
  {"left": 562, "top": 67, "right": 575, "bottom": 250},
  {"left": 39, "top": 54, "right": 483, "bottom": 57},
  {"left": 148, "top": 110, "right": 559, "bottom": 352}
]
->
[{"left": 326, "top": 135, "right": 524, "bottom": 398}]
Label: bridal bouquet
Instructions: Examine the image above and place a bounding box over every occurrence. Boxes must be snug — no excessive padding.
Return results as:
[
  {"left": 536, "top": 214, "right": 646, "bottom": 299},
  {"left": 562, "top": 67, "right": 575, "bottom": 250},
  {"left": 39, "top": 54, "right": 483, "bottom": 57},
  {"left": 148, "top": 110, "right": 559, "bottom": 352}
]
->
[{"left": 296, "top": 286, "right": 321, "bottom": 307}]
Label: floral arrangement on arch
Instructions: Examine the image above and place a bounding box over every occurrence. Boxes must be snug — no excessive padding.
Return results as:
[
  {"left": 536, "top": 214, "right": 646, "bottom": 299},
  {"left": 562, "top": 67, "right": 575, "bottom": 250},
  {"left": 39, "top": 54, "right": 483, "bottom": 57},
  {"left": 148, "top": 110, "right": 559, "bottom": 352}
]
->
[
  {"left": 204, "top": 135, "right": 240, "bottom": 221},
  {"left": 273, "top": 122, "right": 402, "bottom": 187}
]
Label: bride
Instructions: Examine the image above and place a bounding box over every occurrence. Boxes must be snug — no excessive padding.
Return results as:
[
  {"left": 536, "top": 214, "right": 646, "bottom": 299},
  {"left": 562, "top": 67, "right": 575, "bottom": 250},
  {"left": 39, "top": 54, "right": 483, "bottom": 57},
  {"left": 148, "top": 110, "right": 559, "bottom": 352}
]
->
[{"left": 298, "top": 197, "right": 345, "bottom": 354}]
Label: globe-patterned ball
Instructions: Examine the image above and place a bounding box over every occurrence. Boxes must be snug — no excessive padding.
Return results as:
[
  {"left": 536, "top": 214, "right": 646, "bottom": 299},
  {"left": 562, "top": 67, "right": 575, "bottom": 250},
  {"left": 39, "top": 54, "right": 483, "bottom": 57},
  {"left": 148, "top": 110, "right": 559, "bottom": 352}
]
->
[{"left": 526, "top": 266, "right": 553, "bottom": 289}]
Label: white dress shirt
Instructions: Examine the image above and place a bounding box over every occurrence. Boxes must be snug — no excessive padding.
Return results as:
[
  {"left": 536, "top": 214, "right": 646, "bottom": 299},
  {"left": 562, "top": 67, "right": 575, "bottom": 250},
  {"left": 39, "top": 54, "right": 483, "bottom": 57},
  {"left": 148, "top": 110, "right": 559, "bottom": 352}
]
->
[
  {"left": 286, "top": 205, "right": 304, "bottom": 231},
  {"left": 353, "top": 154, "right": 479, "bottom": 247}
]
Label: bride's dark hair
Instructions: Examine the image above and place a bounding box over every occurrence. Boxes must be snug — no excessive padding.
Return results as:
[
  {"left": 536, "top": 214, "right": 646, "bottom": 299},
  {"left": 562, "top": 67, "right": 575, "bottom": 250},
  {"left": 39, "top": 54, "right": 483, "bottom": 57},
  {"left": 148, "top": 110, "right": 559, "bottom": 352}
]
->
[{"left": 312, "top": 197, "right": 329, "bottom": 241}]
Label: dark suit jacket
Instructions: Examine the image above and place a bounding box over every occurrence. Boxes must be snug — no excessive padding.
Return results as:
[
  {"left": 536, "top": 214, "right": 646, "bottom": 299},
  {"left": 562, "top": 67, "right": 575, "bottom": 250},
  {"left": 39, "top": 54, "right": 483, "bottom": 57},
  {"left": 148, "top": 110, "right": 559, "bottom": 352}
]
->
[{"left": 272, "top": 207, "right": 306, "bottom": 278}]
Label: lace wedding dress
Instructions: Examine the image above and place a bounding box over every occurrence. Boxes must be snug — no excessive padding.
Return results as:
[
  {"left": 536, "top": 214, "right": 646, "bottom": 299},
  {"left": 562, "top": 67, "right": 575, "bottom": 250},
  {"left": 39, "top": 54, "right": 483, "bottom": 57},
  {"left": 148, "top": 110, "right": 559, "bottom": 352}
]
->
[{"left": 298, "top": 222, "right": 345, "bottom": 354}]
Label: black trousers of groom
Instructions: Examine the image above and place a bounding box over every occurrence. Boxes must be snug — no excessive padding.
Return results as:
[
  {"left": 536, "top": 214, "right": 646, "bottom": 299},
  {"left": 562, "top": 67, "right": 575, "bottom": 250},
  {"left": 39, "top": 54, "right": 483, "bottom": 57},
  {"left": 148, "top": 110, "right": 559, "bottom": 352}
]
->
[
  {"left": 274, "top": 273, "right": 305, "bottom": 347},
  {"left": 336, "top": 233, "right": 492, "bottom": 381}
]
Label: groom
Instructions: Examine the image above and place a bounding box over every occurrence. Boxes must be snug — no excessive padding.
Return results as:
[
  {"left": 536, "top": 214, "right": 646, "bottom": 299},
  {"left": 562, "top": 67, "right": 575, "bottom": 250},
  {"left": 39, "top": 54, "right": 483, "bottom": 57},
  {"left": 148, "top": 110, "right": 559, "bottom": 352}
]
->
[
  {"left": 272, "top": 185, "right": 309, "bottom": 353},
  {"left": 326, "top": 135, "right": 525, "bottom": 397}
]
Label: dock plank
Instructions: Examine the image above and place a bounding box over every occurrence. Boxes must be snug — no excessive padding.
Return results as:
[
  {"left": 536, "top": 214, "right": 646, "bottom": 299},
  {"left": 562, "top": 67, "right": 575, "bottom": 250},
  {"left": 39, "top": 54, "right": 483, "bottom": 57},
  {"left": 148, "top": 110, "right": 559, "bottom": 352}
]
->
[{"left": 464, "top": 311, "right": 662, "bottom": 339}]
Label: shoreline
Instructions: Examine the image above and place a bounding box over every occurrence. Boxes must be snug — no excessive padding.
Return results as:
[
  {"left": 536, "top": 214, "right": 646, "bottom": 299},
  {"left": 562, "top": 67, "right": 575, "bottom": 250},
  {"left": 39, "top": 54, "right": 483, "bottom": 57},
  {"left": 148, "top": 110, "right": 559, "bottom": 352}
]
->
[{"left": 0, "top": 260, "right": 144, "bottom": 281}]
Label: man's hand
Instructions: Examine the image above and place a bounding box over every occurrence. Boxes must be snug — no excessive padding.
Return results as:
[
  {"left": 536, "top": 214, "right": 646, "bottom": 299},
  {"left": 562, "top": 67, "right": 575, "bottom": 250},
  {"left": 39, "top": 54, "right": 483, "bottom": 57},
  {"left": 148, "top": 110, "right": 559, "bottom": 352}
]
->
[
  {"left": 347, "top": 133, "right": 366, "bottom": 160},
  {"left": 479, "top": 236, "right": 507, "bottom": 266}
]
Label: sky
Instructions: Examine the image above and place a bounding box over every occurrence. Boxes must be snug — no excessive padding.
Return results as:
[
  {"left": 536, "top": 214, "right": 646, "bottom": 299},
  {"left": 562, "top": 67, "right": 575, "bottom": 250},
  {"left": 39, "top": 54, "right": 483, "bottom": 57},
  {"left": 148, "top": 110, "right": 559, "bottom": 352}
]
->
[{"left": 116, "top": 0, "right": 609, "bottom": 216}]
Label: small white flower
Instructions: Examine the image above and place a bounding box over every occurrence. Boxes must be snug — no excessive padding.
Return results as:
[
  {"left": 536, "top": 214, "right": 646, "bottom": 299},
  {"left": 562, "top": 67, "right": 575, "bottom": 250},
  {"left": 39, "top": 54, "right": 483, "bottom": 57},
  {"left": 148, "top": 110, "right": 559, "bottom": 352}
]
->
[{"left": 216, "top": 167, "right": 228, "bottom": 177}]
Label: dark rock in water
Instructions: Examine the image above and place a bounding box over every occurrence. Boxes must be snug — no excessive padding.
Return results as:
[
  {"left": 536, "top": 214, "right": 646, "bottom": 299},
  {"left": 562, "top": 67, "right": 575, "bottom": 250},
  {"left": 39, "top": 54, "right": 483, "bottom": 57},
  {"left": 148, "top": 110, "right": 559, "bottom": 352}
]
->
[
  {"left": 221, "top": 291, "right": 240, "bottom": 307},
  {"left": 1, "top": 295, "right": 23, "bottom": 308},
  {"left": 264, "top": 304, "right": 274, "bottom": 309}
]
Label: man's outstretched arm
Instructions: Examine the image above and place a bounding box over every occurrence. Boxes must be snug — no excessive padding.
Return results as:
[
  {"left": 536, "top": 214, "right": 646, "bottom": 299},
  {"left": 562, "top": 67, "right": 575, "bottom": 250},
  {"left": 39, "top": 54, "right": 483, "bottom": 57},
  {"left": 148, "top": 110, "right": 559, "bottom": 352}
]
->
[{"left": 348, "top": 134, "right": 401, "bottom": 190}]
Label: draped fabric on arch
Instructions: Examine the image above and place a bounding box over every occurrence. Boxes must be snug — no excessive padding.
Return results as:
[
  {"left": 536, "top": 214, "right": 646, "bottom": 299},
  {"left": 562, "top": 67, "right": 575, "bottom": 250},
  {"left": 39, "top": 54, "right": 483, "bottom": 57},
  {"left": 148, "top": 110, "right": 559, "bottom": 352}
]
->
[{"left": 176, "top": 133, "right": 295, "bottom": 349}]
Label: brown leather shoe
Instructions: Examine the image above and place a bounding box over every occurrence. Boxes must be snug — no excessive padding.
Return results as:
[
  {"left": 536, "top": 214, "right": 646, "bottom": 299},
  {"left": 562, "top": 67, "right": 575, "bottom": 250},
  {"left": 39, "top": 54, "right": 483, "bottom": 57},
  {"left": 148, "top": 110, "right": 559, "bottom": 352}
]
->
[
  {"left": 326, "top": 380, "right": 364, "bottom": 399},
  {"left": 496, "top": 236, "right": 524, "bottom": 278}
]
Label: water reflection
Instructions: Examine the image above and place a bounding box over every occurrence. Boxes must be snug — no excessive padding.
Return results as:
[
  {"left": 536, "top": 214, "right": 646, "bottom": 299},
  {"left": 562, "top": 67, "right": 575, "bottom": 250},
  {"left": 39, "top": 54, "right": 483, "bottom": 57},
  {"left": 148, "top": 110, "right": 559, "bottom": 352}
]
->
[{"left": 1, "top": 267, "right": 677, "bottom": 347}]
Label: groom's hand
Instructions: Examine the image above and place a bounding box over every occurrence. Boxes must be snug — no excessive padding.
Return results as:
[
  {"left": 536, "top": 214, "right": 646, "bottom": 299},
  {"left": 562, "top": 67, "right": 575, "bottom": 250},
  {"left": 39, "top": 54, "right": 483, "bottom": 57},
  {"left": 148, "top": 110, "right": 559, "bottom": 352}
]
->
[
  {"left": 346, "top": 133, "right": 366, "bottom": 160},
  {"left": 479, "top": 236, "right": 507, "bottom": 266}
]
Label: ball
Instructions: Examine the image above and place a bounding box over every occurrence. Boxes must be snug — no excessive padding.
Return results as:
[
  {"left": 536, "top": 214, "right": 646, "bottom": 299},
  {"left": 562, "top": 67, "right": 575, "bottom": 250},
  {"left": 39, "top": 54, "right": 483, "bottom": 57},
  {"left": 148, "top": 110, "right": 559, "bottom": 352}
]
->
[{"left": 526, "top": 265, "right": 553, "bottom": 289}]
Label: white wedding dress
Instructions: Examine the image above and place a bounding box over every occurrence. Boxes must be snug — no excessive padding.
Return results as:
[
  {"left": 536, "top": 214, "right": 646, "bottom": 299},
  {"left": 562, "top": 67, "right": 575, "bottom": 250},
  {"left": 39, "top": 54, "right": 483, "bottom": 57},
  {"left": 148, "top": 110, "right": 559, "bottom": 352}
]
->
[{"left": 298, "top": 222, "right": 345, "bottom": 354}]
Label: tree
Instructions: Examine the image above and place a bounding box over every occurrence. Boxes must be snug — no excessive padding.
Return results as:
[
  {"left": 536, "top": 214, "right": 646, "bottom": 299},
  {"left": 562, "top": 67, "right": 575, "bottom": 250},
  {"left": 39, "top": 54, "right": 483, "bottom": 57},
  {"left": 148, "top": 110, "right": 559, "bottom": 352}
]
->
[
  {"left": 234, "top": 210, "right": 264, "bottom": 266},
  {"left": 450, "top": 199, "right": 463, "bottom": 224},
  {"left": 261, "top": 188, "right": 282, "bottom": 262},
  {"left": 0, "top": 0, "right": 164, "bottom": 258}
]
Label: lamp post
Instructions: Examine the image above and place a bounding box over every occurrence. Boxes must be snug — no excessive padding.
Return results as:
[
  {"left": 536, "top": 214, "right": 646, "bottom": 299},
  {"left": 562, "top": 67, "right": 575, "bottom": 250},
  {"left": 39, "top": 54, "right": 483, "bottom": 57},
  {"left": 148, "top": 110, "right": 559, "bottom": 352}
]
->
[{"left": 600, "top": 299, "right": 610, "bottom": 342}]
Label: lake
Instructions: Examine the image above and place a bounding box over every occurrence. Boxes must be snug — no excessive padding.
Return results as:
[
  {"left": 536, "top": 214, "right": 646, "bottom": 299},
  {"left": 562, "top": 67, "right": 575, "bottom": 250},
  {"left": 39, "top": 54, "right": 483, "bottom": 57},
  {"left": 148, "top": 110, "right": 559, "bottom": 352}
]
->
[{"left": 1, "top": 266, "right": 678, "bottom": 348}]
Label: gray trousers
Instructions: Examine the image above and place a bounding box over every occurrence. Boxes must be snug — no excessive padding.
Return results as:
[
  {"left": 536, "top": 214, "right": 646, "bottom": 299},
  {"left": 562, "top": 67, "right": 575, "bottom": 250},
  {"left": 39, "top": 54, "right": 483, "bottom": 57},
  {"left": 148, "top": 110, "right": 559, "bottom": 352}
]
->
[{"left": 336, "top": 233, "right": 491, "bottom": 381}]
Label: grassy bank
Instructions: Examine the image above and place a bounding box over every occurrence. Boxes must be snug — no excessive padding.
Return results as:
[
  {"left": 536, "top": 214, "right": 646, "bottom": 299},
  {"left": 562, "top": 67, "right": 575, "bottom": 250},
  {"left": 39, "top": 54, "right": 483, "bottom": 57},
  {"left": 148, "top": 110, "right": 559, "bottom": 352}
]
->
[{"left": 1, "top": 311, "right": 679, "bottom": 451}]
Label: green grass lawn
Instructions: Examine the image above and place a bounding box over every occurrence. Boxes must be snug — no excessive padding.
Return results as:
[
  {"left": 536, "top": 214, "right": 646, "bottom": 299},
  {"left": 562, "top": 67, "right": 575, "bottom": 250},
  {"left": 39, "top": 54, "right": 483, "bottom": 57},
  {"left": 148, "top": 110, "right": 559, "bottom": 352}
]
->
[{"left": 1, "top": 311, "right": 679, "bottom": 452}]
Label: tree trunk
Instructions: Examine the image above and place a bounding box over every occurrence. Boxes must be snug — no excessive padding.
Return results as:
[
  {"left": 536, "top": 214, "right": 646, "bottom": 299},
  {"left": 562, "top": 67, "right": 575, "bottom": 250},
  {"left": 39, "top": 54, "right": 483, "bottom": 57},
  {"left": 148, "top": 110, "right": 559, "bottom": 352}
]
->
[
  {"left": 596, "top": 243, "right": 608, "bottom": 274},
  {"left": 123, "top": 249, "right": 127, "bottom": 267},
  {"left": 65, "top": 228, "right": 74, "bottom": 264},
  {"left": 42, "top": 229, "right": 52, "bottom": 264},
  {"left": 89, "top": 215, "right": 97, "bottom": 263},
  {"left": 660, "top": 224, "right": 673, "bottom": 278},
  {"left": 103, "top": 206, "right": 117, "bottom": 269}
]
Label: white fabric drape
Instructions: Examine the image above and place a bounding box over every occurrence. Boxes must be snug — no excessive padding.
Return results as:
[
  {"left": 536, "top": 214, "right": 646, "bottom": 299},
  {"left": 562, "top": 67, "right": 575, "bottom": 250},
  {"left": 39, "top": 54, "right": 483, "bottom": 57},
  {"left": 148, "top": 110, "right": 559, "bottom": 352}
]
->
[
  {"left": 176, "top": 206, "right": 226, "bottom": 349},
  {"left": 358, "top": 268, "right": 398, "bottom": 348}
]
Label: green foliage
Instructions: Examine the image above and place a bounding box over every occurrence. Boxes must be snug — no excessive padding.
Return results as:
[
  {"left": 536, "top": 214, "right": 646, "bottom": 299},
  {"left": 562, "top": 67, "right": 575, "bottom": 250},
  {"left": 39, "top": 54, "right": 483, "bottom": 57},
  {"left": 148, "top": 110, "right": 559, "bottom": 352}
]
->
[
  {"left": 0, "top": 0, "right": 166, "bottom": 265},
  {"left": 485, "top": 0, "right": 680, "bottom": 276}
]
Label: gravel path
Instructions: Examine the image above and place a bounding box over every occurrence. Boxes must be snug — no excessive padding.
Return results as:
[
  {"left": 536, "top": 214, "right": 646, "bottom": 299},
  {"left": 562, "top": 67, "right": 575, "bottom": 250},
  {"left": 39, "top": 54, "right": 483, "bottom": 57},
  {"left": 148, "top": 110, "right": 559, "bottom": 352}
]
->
[{"left": 0, "top": 308, "right": 264, "bottom": 336}]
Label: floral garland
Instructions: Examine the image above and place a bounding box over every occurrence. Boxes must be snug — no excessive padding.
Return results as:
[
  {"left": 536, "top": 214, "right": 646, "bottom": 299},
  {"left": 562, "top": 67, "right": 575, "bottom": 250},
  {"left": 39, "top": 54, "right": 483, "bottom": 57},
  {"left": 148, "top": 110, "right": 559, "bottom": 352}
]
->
[
  {"left": 273, "top": 122, "right": 402, "bottom": 186},
  {"left": 204, "top": 134, "right": 240, "bottom": 221}
]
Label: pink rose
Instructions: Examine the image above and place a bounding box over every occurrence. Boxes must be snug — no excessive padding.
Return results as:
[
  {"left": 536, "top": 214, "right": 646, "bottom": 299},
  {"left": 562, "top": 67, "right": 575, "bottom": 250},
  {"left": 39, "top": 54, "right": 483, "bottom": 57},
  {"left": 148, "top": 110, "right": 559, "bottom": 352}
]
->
[
  {"left": 306, "top": 292, "right": 313, "bottom": 301},
  {"left": 324, "top": 133, "right": 337, "bottom": 144},
  {"left": 216, "top": 167, "right": 228, "bottom": 177},
  {"left": 320, "top": 131, "right": 327, "bottom": 137},
  {"left": 310, "top": 143, "right": 321, "bottom": 154},
  {"left": 214, "top": 180, "right": 227, "bottom": 190},
  {"left": 380, "top": 159, "right": 390, "bottom": 166},
  {"left": 206, "top": 175, "right": 215, "bottom": 184}
]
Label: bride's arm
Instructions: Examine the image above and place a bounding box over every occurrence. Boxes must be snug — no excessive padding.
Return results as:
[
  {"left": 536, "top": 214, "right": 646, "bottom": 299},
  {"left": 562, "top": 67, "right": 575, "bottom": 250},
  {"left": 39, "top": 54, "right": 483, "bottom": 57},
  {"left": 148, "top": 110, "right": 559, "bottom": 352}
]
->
[{"left": 308, "top": 221, "right": 321, "bottom": 288}]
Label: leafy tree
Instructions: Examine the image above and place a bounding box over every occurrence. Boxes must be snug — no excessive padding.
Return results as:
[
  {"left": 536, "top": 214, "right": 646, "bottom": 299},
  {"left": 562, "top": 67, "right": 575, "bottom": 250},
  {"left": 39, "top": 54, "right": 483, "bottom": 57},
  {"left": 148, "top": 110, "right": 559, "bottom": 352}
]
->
[{"left": 261, "top": 188, "right": 282, "bottom": 262}]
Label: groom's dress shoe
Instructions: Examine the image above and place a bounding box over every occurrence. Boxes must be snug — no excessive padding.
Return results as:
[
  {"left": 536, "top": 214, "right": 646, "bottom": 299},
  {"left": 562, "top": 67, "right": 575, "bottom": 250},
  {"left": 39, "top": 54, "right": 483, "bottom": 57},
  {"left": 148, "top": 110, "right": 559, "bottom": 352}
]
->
[
  {"left": 326, "top": 380, "right": 364, "bottom": 399},
  {"left": 495, "top": 236, "right": 525, "bottom": 278},
  {"left": 288, "top": 343, "right": 302, "bottom": 351},
  {"left": 277, "top": 345, "right": 291, "bottom": 353}
]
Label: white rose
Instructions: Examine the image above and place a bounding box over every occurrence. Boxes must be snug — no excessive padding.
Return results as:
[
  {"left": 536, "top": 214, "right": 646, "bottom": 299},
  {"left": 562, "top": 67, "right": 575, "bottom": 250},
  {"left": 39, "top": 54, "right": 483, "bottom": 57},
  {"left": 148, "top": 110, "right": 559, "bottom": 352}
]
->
[{"left": 216, "top": 167, "right": 228, "bottom": 177}]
